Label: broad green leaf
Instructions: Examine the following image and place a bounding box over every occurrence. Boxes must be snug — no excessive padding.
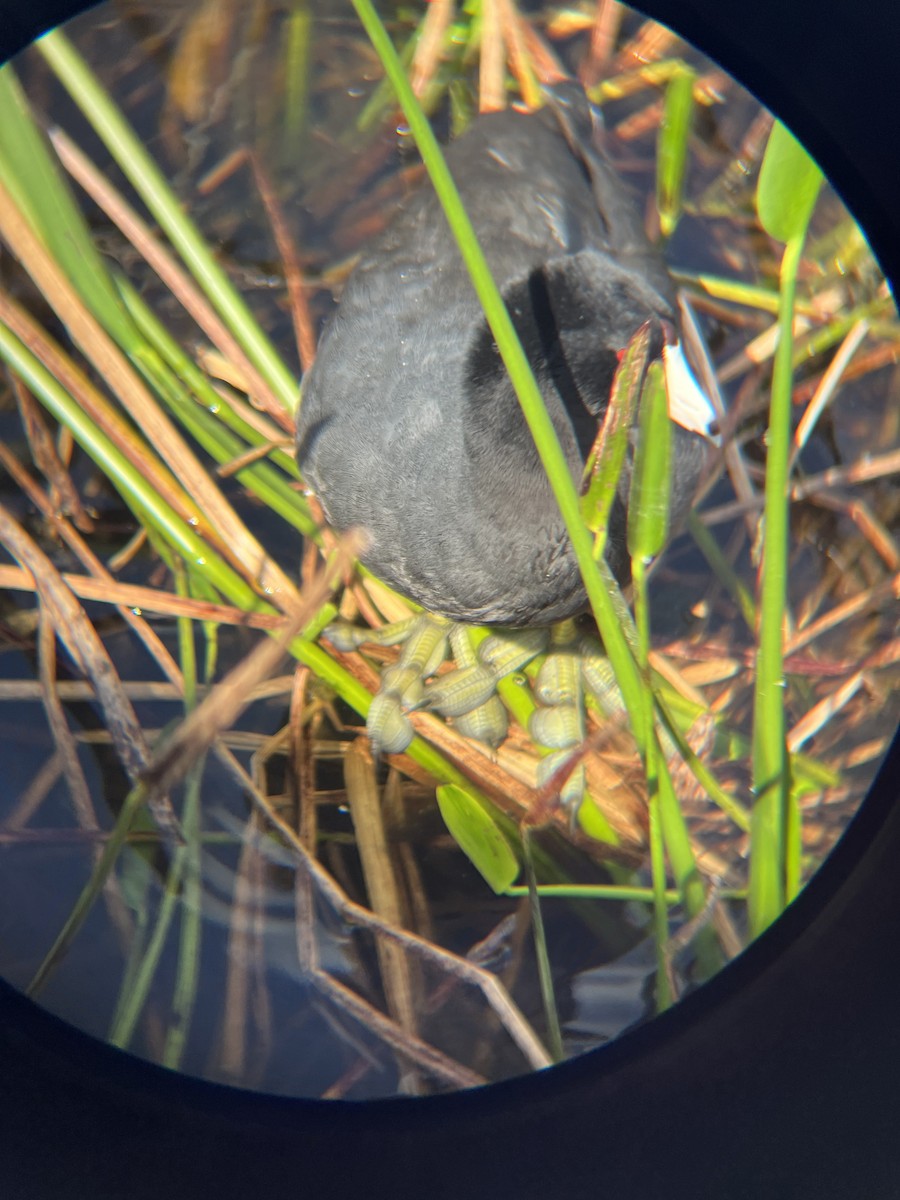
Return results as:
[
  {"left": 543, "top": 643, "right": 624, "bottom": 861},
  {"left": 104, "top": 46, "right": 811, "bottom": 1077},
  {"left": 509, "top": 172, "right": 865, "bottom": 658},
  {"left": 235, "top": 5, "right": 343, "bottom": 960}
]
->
[
  {"left": 656, "top": 67, "right": 695, "bottom": 238},
  {"left": 436, "top": 784, "right": 519, "bottom": 893},
  {"left": 577, "top": 797, "right": 621, "bottom": 842},
  {"left": 627, "top": 360, "right": 671, "bottom": 564},
  {"left": 757, "top": 120, "right": 823, "bottom": 243}
]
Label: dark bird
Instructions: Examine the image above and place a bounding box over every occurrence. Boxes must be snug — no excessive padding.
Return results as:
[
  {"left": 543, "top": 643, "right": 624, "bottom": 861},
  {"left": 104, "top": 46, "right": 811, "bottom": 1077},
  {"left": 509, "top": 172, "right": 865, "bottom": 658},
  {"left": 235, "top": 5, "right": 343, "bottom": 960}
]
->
[{"left": 297, "top": 83, "right": 714, "bottom": 634}]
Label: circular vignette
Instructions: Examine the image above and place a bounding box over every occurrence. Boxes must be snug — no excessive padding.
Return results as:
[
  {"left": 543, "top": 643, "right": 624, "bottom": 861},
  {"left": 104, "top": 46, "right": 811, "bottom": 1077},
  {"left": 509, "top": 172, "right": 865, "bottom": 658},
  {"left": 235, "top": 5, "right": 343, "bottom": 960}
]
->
[{"left": 0, "top": 1, "right": 897, "bottom": 1198}]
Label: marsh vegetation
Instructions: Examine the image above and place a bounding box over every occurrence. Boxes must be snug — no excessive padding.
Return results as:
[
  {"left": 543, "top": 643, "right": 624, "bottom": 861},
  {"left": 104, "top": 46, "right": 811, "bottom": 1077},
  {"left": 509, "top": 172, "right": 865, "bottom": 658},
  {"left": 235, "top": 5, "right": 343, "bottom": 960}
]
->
[{"left": 0, "top": 0, "right": 895, "bottom": 1097}]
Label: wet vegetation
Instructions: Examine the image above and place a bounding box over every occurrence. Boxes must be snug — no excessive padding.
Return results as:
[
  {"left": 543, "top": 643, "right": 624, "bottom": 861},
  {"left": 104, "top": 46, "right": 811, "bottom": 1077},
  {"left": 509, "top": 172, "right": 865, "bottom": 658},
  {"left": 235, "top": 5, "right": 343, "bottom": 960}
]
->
[{"left": 0, "top": 0, "right": 896, "bottom": 1098}]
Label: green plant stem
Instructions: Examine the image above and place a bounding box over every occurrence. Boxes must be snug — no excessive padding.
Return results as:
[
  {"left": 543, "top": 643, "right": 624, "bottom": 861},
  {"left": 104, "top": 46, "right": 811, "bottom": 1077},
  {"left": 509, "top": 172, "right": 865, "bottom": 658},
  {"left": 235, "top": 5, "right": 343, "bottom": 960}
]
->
[
  {"left": 656, "top": 66, "right": 695, "bottom": 239},
  {"left": 687, "top": 510, "right": 757, "bottom": 632},
  {"left": 109, "top": 821, "right": 189, "bottom": 1049},
  {"left": 634, "top": 560, "right": 673, "bottom": 1010},
  {"left": 0, "top": 64, "right": 135, "bottom": 346},
  {"left": 162, "top": 763, "right": 203, "bottom": 1068},
  {"left": 505, "top": 884, "right": 747, "bottom": 902},
  {"left": 749, "top": 233, "right": 803, "bottom": 935},
  {"left": 0, "top": 321, "right": 274, "bottom": 610},
  {"left": 281, "top": 2, "right": 312, "bottom": 165},
  {"left": 523, "top": 830, "right": 563, "bottom": 1062},
  {"left": 27, "top": 779, "right": 154, "bottom": 997},
  {"left": 118, "top": 278, "right": 300, "bottom": 478},
  {"left": 37, "top": 29, "right": 297, "bottom": 411},
  {"left": 162, "top": 564, "right": 205, "bottom": 1068},
  {"left": 117, "top": 281, "right": 315, "bottom": 537}
]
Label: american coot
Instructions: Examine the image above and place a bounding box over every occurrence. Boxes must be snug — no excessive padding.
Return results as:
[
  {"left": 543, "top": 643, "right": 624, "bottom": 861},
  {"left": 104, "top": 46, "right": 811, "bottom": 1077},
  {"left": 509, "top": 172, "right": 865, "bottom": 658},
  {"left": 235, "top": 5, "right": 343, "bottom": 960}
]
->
[{"left": 297, "top": 83, "right": 716, "bottom": 765}]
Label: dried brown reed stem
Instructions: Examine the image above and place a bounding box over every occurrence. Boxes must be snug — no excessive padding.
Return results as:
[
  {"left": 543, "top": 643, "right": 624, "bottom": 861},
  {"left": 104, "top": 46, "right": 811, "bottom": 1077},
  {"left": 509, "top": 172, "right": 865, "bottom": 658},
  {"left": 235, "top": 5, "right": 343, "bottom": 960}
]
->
[
  {"left": 0, "top": 179, "right": 294, "bottom": 588},
  {"left": 0, "top": 498, "right": 179, "bottom": 833},
  {"left": 579, "top": 0, "right": 623, "bottom": 87},
  {"left": 48, "top": 126, "right": 290, "bottom": 431},
  {"left": 250, "top": 151, "right": 318, "bottom": 374},
  {"left": 8, "top": 375, "right": 92, "bottom": 531},
  {"left": 0, "top": 564, "right": 287, "bottom": 630},
  {"left": 480, "top": 0, "right": 506, "bottom": 112},
  {"left": 0, "top": 280, "right": 293, "bottom": 602},
  {"left": 344, "top": 738, "right": 420, "bottom": 1045},
  {"left": 495, "top": 0, "right": 542, "bottom": 107},
  {"left": 411, "top": 0, "right": 454, "bottom": 97},
  {"left": 141, "top": 531, "right": 362, "bottom": 799},
  {"left": 0, "top": 442, "right": 184, "bottom": 689},
  {"left": 207, "top": 743, "right": 552, "bottom": 1072}
]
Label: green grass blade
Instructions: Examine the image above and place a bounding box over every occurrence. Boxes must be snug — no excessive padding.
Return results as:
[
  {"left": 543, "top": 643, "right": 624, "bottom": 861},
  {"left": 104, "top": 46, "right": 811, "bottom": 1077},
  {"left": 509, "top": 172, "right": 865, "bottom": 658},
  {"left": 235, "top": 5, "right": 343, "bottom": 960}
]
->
[
  {"left": 523, "top": 829, "right": 563, "bottom": 1062},
  {"left": 749, "top": 121, "right": 823, "bottom": 935},
  {"left": 280, "top": 2, "right": 313, "bottom": 166},
  {"left": 687, "top": 511, "right": 757, "bottom": 631},
  {"left": 747, "top": 233, "right": 802, "bottom": 934},
  {"left": 628, "top": 364, "right": 678, "bottom": 1004},
  {"left": 436, "top": 783, "right": 520, "bottom": 893},
  {"left": 0, "top": 322, "right": 266, "bottom": 610},
  {"left": 116, "top": 281, "right": 316, "bottom": 538},
  {"left": 656, "top": 67, "right": 695, "bottom": 238},
  {"left": 757, "top": 120, "right": 824, "bottom": 244},
  {"left": 36, "top": 29, "right": 298, "bottom": 411},
  {"left": 27, "top": 779, "right": 155, "bottom": 997},
  {"left": 108, "top": 841, "right": 184, "bottom": 1048},
  {"left": 0, "top": 64, "right": 135, "bottom": 347},
  {"left": 117, "top": 277, "right": 301, "bottom": 480},
  {"left": 163, "top": 583, "right": 204, "bottom": 1069},
  {"left": 627, "top": 361, "right": 671, "bottom": 564}
]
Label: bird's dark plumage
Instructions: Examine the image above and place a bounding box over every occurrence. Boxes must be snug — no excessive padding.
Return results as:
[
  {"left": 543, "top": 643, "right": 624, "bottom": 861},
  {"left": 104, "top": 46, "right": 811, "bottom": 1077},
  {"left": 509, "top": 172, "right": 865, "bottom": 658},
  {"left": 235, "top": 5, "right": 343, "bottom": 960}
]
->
[{"left": 297, "top": 85, "right": 708, "bottom": 626}]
